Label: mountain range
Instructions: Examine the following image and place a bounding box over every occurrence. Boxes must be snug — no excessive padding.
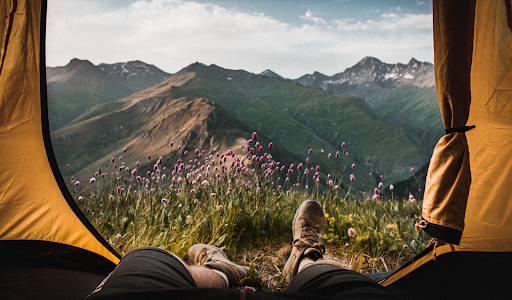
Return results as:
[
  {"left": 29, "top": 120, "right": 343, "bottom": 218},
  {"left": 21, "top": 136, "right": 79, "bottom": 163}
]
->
[{"left": 48, "top": 57, "right": 441, "bottom": 195}]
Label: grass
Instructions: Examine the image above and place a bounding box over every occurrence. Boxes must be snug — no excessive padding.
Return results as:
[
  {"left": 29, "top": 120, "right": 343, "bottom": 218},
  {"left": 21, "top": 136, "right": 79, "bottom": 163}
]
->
[{"left": 72, "top": 137, "right": 429, "bottom": 291}]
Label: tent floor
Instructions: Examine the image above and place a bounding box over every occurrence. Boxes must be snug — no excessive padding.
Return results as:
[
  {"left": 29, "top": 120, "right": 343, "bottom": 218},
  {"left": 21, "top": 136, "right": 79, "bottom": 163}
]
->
[{"left": 0, "top": 267, "right": 105, "bottom": 300}]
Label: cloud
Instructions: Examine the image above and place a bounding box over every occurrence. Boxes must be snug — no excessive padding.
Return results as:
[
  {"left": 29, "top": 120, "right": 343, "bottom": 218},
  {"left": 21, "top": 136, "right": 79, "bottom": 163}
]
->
[
  {"left": 46, "top": 0, "right": 433, "bottom": 78},
  {"left": 300, "top": 9, "right": 327, "bottom": 25}
]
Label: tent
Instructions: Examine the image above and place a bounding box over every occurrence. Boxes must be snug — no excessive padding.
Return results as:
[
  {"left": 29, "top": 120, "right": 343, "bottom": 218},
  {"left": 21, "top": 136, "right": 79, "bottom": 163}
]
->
[
  {"left": 0, "top": 0, "right": 511, "bottom": 299},
  {"left": 0, "top": 1, "right": 120, "bottom": 299}
]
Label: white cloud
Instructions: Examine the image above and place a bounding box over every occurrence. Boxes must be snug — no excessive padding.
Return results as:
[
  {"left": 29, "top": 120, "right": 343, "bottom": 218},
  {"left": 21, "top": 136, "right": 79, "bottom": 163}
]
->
[
  {"left": 299, "top": 9, "right": 327, "bottom": 25},
  {"left": 46, "top": 0, "right": 433, "bottom": 78}
]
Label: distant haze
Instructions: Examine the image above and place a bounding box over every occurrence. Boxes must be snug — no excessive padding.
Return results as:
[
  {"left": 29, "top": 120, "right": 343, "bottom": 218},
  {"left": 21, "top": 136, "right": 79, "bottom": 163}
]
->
[{"left": 46, "top": 0, "right": 434, "bottom": 78}]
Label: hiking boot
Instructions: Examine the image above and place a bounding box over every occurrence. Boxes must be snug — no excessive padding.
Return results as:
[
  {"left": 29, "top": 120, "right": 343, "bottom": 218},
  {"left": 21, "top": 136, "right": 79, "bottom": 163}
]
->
[
  {"left": 188, "top": 244, "right": 251, "bottom": 287},
  {"left": 283, "top": 199, "right": 326, "bottom": 283}
]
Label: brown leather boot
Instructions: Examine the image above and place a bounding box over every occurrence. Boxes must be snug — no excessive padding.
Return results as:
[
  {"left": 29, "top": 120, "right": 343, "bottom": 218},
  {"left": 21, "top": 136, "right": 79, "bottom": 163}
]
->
[
  {"left": 283, "top": 199, "right": 326, "bottom": 283},
  {"left": 188, "top": 244, "right": 251, "bottom": 287}
]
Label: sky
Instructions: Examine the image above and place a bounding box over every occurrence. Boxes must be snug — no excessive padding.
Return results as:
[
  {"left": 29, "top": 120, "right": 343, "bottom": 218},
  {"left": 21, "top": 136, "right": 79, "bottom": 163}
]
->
[{"left": 46, "top": 0, "right": 434, "bottom": 78}]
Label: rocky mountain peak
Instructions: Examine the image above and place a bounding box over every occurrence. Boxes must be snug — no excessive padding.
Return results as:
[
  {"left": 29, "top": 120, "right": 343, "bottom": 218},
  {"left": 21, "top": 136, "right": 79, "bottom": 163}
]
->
[{"left": 260, "top": 69, "right": 283, "bottom": 79}]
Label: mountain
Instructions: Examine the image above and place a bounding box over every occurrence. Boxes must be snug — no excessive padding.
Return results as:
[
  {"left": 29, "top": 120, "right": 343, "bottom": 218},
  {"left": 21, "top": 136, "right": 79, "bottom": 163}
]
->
[
  {"left": 295, "top": 57, "right": 443, "bottom": 149},
  {"left": 46, "top": 59, "right": 172, "bottom": 131},
  {"left": 260, "top": 69, "right": 283, "bottom": 79},
  {"left": 52, "top": 61, "right": 431, "bottom": 190},
  {"left": 98, "top": 60, "right": 172, "bottom": 93},
  {"left": 140, "top": 62, "right": 429, "bottom": 186},
  {"left": 52, "top": 70, "right": 302, "bottom": 180}
]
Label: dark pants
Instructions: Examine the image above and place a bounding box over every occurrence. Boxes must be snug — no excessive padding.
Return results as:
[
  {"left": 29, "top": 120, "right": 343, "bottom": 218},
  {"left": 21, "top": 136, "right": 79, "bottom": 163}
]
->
[{"left": 87, "top": 247, "right": 398, "bottom": 300}]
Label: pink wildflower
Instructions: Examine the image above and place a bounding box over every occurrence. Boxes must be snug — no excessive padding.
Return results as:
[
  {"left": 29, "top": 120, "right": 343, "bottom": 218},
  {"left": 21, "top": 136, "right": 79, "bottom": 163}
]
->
[
  {"left": 351, "top": 164, "right": 355, "bottom": 169},
  {"left": 218, "top": 205, "right": 223, "bottom": 210},
  {"left": 111, "top": 157, "right": 115, "bottom": 162},
  {"left": 374, "top": 188, "right": 379, "bottom": 194},
  {"left": 308, "top": 149, "right": 313, "bottom": 155},
  {"left": 342, "top": 142, "right": 346, "bottom": 148},
  {"left": 268, "top": 142, "right": 273, "bottom": 149},
  {"left": 116, "top": 234, "right": 122, "bottom": 239},
  {"left": 161, "top": 198, "right": 168, "bottom": 203},
  {"left": 389, "top": 184, "right": 394, "bottom": 191},
  {"left": 372, "top": 194, "right": 379, "bottom": 200},
  {"left": 378, "top": 182, "right": 383, "bottom": 189},
  {"left": 67, "top": 164, "right": 70, "bottom": 167},
  {"left": 348, "top": 228, "right": 356, "bottom": 237},
  {"left": 123, "top": 148, "right": 127, "bottom": 152},
  {"left": 210, "top": 193, "right": 216, "bottom": 197},
  {"left": 350, "top": 174, "right": 355, "bottom": 181},
  {"left": 89, "top": 178, "right": 96, "bottom": 183},
  {"left": 170, "top": 142, "right": 174, "bottom": 147},
  {"left": 75, "top": 181, "right": 80, "bottom": 186},
  {"left": 411, "top": 168, "right": 415, "bottom": 172},
  {"left": 252, "top": 132, "right": 257, "bottom": 140}
]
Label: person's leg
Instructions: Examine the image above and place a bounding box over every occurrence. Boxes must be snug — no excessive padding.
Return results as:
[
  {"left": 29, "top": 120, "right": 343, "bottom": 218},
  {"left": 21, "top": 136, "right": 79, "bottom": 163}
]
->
[
  {"left": 167, "top": 250, "right": 228, "bottom": 288},
  {"left": 281, "top": 199, "right": 399, "bottom": 300},
  {"left": 188, "top": 243, "right": 254, "bottom": 288}
]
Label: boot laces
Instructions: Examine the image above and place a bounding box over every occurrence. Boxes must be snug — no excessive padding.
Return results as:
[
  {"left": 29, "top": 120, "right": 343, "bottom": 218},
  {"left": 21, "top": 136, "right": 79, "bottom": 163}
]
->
[{"left": 293, "top": 223, "right": 325, "bottom": 254}]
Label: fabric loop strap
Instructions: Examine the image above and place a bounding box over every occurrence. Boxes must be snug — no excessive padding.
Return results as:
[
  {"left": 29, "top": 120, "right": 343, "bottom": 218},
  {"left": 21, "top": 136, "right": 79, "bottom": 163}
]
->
[{"left": 445, "top": 125, "right": 475, "bottom": 135}]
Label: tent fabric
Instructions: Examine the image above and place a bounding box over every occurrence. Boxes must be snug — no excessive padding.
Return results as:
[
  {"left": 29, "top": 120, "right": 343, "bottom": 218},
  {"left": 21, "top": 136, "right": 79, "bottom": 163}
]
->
[
  {"left": 0, "top": 0, "right": 119, "bottom": 269},
  {"left": 460, "top": 0, "right": 512, "bottom": 252},
  {"left": 382, "top": 0, "right": 512, "bottom": 295},
  {"left": 421, "top": 0, "right": 476, "bottom": 245}
]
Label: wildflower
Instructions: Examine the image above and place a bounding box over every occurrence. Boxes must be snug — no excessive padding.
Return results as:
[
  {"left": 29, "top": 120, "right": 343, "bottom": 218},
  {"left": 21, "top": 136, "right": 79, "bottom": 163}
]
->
[
  {"left": 217, "top": 204, "right": 223, "bottom": 209},
  {"left": 268, "top": 142, "right": 273, "bottom": 149},
  {"left": 316, "top": 165, "right": 320, "bottom": 172},
  {"left": 111, "top": 157, "right": 115, "bottom": 163},
  {"left": 374, "top": 188, "right": 379, "bottom": 194},
  {"left": 109, "top": 195, "right": 113, "bottom": 200},
  {"left": 411, "top": 168, "right": 415, "bottom": 172},
  {"left": 184, "top": 151, "right": 188, "bottom": 156},
  {"left": 389, "top": 184, "right": 394, "bottom": 191},
  {"left": 123, "top": 148, "right": 127, "bottom": 152},
  {"left": 161, "top": 198, "right": 168, "bottom": 203},
  {"left": 335, "top": 185, "right": 339, "bottom": 190},
  {"left": 409, "top": 193, "right": 416, "bottom": 202},
  {"left": 342, "top": 142, "right": 346, "bottom": 148},
  {"left": 369, "top": 173, "right": 372, "bottom": 176},
  {"left": 170, "top": 142, "right": 174, "bottom": 147},
  {"left": 210, "top": 193, "right": 216, "bottom": 197},
  {"left": 244, "top": 286, "right": 255, "bottom": 292},
  {"left": 178, "top": 145, "right": 181, "bottom": 150},
  {"left": 378, "top": 182, "right": 383, "bottom": 189},
  {"left": 348, "top": 228, "right": 356, "bottom": 237},
  {"left": 153, "top": 164, "right": 158, "bottom": 171},
  {"left": 178, "top": 204, "right": 182, "bottom": 208},
  {"left": 136, "top": 161, "right": 139, "bottom": 166},
  {"left": 116, "top": 234, "right": 122, "bottom": 239},
  {"left": 321, "top": 149, "right": 325, "bottom": 155},
  {"left": 194, "top": 199, "right": 199, "bottom": 204},
  {"left": 350, "top": 174, "right": 355, "bottom": 181},
  {"left": 202, "top": 180, "right": 209, "bottom": 186},
  {"left": 131, "top": 169, "right": 137, "bottom": 176},
  {"left": 67, "top": 164, "right": 70, "bottom": 167},
  {"left": 297, "top": 163, "right": 302, "bottom": 171},
  {"left": 195, "top": 149, "right": 199, "bottom": 155},
  {"left": 75, "top": 181, "right": 80, "bottom": 186},
  {"left": 308, "top": 149, "right": 312, "bottom": 155},
  {"left": 346, "top": 152, "right": 349, "bottom": 156},
  {"left": 78, "top": 196, "right": 83, "bottom": 200},
  {"left": 89, "top": 178, "right": 96, "bottom": 184},
  {"left": 190, "top": 189, "right": 195, "bottom": 194},
  {"left": 252, "top": 132, "right": 257, "bottom": 140},
  {"left": 336, "top": 151, "right": 339, "bottom": 158},
  {"left": 351, "top": 164, "right": 355, "bottom": 169},
  {"left": 380, "top": 175, "right": 384, "bottom": 178},
  {"left": 345, "top": 243, "right": 350, "bottom": 247},
  {"left": 259, "top": 146, "right": 263, "bottom": 153},
  {"left": 372, "top": 194, "right": 379, "bottom": 200},
  {"left": 162, "top": 174, "right": 166, "bottom": 180}
]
